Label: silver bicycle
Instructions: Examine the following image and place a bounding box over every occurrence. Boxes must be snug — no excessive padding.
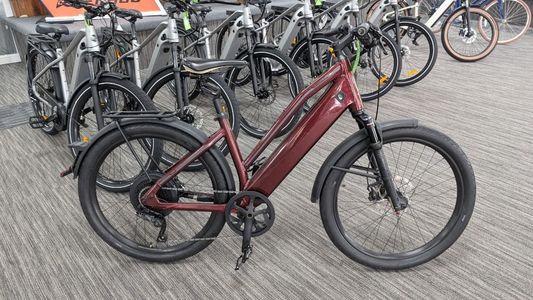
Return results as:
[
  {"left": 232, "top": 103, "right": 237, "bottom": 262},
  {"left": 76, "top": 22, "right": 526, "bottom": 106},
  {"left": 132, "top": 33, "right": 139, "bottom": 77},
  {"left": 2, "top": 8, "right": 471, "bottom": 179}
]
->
[{"left": 26, "top": 0, "right": 155, "bottom": 140}]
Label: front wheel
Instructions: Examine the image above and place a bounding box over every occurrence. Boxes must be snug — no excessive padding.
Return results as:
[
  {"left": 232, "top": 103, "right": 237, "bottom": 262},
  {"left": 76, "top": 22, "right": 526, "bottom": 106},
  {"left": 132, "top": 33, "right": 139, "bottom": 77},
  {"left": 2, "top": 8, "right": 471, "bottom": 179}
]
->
[
  {"left": 290, "top": 34, "right": 401, "bottom": 103},
  {"left": 320, "top": 125, "right": 476, "bottom": 270},
  {"left": 143, "top": 70, "right": 240, "bottom": 168},
  {"left": 380, "top": 18, "right": 438, "bottom": 86},
  {"left": 226, "top": 47, "right": 304, "bottom": 139},
  {"left": 67, "top": 76, "right": 157, "bottom": 192},
  {"left": 441, "top": 7, "right": 499, "bottom": 62}
]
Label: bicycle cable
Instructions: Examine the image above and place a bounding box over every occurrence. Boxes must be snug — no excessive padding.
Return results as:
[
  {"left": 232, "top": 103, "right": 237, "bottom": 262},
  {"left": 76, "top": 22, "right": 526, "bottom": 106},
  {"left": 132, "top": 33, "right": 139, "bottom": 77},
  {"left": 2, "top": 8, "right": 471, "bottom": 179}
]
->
[{"left": 375, "top": 39, "right": 382, "bottom": 121}]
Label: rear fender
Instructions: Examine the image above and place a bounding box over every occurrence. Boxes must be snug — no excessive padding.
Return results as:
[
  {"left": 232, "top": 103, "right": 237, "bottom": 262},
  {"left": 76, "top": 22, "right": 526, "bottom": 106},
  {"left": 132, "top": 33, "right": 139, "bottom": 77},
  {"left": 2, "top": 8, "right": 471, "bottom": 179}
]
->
[{"left": 70, "top": 118, "right": 236, "bottom": 192}]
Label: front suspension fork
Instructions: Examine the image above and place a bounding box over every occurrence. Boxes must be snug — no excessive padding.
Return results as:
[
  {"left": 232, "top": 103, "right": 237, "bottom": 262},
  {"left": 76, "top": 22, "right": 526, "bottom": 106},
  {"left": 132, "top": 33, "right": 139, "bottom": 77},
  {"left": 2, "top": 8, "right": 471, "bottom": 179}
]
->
[
  {"left": 171, "top": 44, "right": 187, "bottom": 116},
  {"left": 87, "top": 57, "right": 105, "bottom": 130},
  {"left": 245, "top": 30, "right": 265, "bottom": 96},
  {"left": 393, "top": 4, "right": 402, "bottom": 46},
  {"left": 356, "top": 112, "right": 403, "bottom": 212}
]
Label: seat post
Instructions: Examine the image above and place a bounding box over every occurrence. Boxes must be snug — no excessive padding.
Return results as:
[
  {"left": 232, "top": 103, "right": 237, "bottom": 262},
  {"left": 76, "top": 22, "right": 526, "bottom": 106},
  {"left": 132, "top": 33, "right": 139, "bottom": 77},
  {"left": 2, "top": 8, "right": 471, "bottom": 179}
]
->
[{"left": 211, "top": 91, "right": 226, "bottom": 119}]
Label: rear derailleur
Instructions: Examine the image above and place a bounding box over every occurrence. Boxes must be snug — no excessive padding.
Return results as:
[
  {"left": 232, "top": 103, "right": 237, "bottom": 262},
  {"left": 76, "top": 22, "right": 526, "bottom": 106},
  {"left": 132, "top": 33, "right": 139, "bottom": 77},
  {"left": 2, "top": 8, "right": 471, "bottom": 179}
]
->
[{"left": 224, "top": 191, "right": 275, "bottom": 270}]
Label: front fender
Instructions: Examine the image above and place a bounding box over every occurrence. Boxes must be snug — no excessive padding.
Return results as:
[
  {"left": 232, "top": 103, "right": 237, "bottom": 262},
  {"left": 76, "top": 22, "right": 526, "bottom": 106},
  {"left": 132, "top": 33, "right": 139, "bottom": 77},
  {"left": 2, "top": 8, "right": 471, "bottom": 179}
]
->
[
  {"left": 380, "top": 16, "right": 421, "bottom": 30},
  {"left": 234, "top": 43, "right": 277, "bottom": 60},
  {"left": 67, "top": 72, "right": 130, "bottom": 112},
  {"left": 254, "top": 43, "right": 277, "bottom": 50},
  {"left": 142, "top": 65, "right": 173, "bottom": 95},
  {"left": 310, "top": 119, "right": 418, "bottom": 203}
]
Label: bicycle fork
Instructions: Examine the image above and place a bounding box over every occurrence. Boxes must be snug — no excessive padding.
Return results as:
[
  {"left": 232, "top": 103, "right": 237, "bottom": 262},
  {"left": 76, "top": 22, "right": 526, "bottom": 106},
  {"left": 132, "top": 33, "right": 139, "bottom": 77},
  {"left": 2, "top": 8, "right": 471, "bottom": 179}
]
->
[
  {"left": 355, "top": 111, "right": 405, "bottom": 213},
  {"left": 392, "top": 1, "right": 402, "bottom": 46},
  {"left": 87, "top": 56, "right": 105, "bottom": 130}
]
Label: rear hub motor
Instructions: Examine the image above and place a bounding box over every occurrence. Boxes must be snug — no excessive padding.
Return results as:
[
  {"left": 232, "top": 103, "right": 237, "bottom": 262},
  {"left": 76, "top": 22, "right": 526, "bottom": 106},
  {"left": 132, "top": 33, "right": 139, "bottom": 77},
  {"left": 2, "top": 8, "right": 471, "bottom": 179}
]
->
[{"left": 129, "top": 171, "right": 181, "bottom": 215}]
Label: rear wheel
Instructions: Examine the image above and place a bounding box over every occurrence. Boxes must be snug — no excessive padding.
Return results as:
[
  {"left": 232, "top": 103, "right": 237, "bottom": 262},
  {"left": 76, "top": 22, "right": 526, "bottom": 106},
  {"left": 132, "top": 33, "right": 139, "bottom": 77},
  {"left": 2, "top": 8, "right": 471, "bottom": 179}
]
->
[
  {"left": 482, "top": 0, "right": 531, "bottom": 44},
  {"left": 320, "top": 126, "right": 476, "bottom": 270},
  {"left": 78, "top": 123, "right": 231, "bottom": 262},
  {"left": 26, "top": 47, "right": 62, "bottom": 135},
  {"left": 143, "top": 70, "right": 240, "bottom": 168}
]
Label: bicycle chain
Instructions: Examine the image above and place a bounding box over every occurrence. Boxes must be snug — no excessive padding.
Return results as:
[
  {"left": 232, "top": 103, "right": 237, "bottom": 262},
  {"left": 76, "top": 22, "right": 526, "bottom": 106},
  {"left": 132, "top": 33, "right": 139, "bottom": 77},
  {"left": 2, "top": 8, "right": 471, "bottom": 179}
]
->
[
  {"left": 159, "top": 186, "right": 236, "bottom": 195},
  {"left": 146, "top": 187, "right": 239, "bottom": 245}
]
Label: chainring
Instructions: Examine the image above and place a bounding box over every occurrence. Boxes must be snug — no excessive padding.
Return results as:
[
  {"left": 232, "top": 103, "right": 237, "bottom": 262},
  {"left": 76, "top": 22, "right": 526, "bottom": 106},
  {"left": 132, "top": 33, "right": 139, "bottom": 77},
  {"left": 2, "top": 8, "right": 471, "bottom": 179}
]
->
[{"left": 224, "top": 191, "right": 275, "bottom": 237}]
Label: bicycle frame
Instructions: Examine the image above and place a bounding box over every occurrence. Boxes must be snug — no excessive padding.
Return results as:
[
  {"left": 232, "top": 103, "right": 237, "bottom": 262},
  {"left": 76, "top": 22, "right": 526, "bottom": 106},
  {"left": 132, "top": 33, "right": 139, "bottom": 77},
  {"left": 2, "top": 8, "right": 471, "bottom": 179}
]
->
[
  {"left": 263, "top": 2, "right": 306, "bottom": 53},
  {"left": 142, "top": 57, "right": 365, "bottom": 213},
  {"left": 185, "top": 11, "right": 242, "bottom": 59},
  {"left": 328, "top": 0, "right": 361, "bottom": 29},
  {"left": 30, "top": 22, "right": 99, "bottom": 109},
  {"left": 375, "top": 0, "right": 462, "bottom": 28},
  {"left": 424, "top": 0, "right": 458, "bottom": 27},
  {"left": 112, "top": 10, "right": 246, "bottom": 88}
]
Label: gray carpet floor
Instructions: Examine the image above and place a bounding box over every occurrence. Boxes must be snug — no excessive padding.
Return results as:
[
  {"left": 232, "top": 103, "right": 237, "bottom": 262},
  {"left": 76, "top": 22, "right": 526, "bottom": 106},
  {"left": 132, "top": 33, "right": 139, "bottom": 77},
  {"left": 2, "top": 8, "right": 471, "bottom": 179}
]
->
[{"left": 0, "top": 31, "right": 532, "bottom": 299}]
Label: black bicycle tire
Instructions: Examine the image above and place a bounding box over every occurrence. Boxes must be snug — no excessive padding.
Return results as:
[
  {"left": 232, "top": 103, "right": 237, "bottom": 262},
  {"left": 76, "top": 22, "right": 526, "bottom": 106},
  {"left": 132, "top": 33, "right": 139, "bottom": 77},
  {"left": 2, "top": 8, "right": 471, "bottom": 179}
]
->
[
  {"left": 226, "top": 47, "right": 304, "bottom": 138},
  {"left": 380, "top": 18, "right": 438, "bottom": 86},
  {"left": 143, "top": 70, "right": 241, "bottom": 165},
  {"left": 67, "top": 77, "right": 157, "bottom": 192},
  {"left": 26, "top": 47, "right": 62, "bottom": 135},
  {"left": 78, "top": 123, "right": 230, "bottom": 262},
  {"left": 291, "top": 34, "right": 401, "bottom": 102},
  {"left": 319, "top": 126, "right": 476, "bottom": 270}
]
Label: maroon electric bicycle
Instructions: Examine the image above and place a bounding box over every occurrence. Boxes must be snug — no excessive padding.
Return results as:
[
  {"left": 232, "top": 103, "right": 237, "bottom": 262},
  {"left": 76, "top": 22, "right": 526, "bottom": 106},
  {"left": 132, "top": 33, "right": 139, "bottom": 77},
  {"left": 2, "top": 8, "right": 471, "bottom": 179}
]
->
[{"left": 69, "top": 23, "right": 476, "bottom": 270}]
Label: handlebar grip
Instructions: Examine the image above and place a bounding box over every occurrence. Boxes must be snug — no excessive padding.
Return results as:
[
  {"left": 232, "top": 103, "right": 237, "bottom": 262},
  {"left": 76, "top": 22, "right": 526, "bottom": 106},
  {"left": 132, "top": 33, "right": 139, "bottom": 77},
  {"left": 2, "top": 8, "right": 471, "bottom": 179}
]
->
[{"left": 331, "top": 28, "right": 355, "bottom": 52}]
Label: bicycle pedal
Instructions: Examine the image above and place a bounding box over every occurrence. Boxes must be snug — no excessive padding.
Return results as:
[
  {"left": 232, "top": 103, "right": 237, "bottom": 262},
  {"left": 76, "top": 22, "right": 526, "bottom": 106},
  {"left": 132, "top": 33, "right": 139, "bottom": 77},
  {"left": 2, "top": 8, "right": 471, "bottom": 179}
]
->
[{"left": 28, "top": 116, "right": 45, "bottom": 129}]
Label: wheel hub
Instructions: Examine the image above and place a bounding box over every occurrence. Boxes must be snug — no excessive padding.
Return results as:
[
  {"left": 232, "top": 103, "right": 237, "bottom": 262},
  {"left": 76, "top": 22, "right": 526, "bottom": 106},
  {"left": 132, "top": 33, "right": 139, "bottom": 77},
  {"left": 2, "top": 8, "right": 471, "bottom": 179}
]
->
[
  {"left": 182, "top": 105, "right": 205, "bottom": 130},
  {"left": 180, "top": 112, "right": 195, "bottom": 124},
  {"left": 400, "top": 45, "right": 411, "bottom": 57},
  {"left": 256, "top": 88, "right": 276, "bottom": 105},
  {"left": 130, "top": 171, "right": 181, "bottom": 215},
  {"left": 460, "top": 28, "right": 478, "bottom": 44}
]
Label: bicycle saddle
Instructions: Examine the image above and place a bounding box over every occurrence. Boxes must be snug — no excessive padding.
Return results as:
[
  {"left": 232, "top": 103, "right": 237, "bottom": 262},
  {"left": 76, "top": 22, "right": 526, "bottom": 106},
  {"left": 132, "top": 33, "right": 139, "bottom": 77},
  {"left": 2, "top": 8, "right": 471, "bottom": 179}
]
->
[
  {"left": 182, "top": 57, "right": 248, "bottom": 74},
  {"left": 115, "top": 8, "right": 143, "bottom": 21},
  {"left": 35, "top": 23, "right": 69, "bottom": 36},
  {"left": 191, "top": 4, "right": 212, "bottom": 14},
  {"left": 249, "top": 0, "right": 272, "bottom": 6},
  {"left": 225, "top": 9, "right": 263, "bottom": 16},
  {"left": 270, "top": 5, "right": 291, "bottom": 13}
]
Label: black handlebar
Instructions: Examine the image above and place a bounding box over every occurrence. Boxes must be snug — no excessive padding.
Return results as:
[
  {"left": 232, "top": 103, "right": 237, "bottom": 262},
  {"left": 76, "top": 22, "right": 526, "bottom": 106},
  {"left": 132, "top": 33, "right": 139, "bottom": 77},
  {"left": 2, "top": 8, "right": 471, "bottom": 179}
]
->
[
  {"left": 331, "top": 22, "right": 382, "bottom": 53},
  {"left": 57, "top": 0, "right": 117, "bottom": 18},
  {"left": 196, "top": 0, "right": 271, "bottom": 6}
]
